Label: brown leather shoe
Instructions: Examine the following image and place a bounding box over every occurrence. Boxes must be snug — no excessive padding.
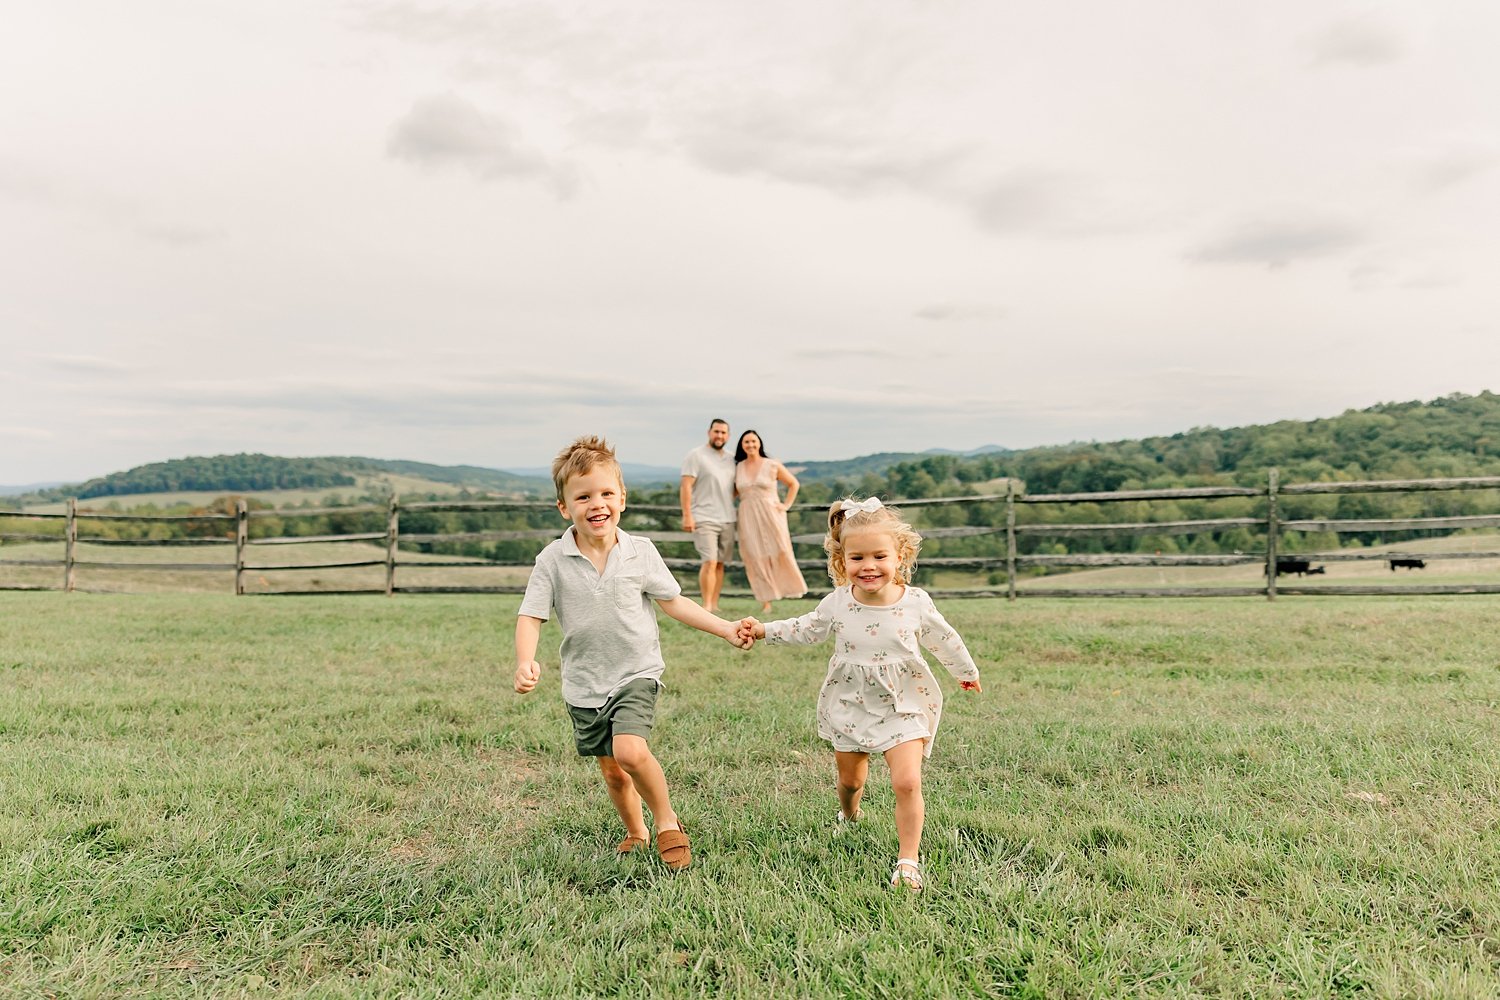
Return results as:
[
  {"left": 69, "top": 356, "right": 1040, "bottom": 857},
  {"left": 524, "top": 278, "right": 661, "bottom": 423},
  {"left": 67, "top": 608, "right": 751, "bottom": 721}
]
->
[
  {"left": 616, "top": 835, "right": 649, "bottom": 855},
  {"left": 655, "top": 823, "right": 691, "bottom": 871}
]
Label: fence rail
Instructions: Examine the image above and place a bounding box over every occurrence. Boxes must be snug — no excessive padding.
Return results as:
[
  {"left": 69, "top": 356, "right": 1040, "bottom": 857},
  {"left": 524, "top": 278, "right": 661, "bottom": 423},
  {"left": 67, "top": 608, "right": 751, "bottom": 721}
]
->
[{"left": 5, "top": 471, "right": 1500, "bottom": 599}]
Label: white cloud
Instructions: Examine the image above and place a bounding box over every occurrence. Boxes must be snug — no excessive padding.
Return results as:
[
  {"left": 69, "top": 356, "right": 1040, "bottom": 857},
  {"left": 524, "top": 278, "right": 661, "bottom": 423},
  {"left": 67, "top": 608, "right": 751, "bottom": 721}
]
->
[
  {"left": 677, "top": 92, "right": 973, "bottom": 198},
  {"left": 913, "top": 303, "right": 1006, "bottom": 323},
  {"left": 387, "top": 94, "right": 579, "bottom": 197},
  {"left": 1, "top": 425, "right": 53, "bottom": 441},
  {"left": 1189, "top": 212, "right": 1368, "bottom": 268},
  {"left": 32, "top": 355, "right": 140, "bottom": 375},
  {"left": 1408, "top": 136, "right": 1497, "bottom": 192},
  {"left": 1306, "top": 13, "right": 1405, "bottom": 67},
  {"left": 138, "top": 224, "right": 228, "bottom": 247}
]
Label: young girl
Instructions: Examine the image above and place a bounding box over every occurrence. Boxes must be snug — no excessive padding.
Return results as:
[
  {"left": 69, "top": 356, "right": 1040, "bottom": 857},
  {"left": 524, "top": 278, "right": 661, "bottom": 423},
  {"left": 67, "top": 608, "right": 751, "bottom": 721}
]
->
[{"left": 738, "top": 496, "right": 981, "bottom": 892}]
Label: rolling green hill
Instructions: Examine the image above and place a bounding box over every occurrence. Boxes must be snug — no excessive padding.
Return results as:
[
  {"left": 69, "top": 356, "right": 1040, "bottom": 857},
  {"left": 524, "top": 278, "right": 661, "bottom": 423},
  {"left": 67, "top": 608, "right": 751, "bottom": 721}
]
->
[{"left": 31, "top": 454, "right": 547, "bottom": 503}]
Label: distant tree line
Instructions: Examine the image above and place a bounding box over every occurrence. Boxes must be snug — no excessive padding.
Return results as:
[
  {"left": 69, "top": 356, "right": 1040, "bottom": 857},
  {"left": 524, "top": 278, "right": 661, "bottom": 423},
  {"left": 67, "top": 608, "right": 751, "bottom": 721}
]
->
[
  {"left": 48, "top": 454, "right": 358, "bottom": 500},
  {"left": 32, "top": 454, "right": 545, "bottom": 503},
  {"left": 8, "top": 392, "right": 1500, "bottom": 583}
]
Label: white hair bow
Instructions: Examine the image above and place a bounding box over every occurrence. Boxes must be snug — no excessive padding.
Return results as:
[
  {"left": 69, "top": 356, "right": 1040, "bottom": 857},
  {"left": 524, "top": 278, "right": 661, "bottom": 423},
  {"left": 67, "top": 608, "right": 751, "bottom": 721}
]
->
[{"left": 838, "top": 497, "right": 884, "bottom": 516}]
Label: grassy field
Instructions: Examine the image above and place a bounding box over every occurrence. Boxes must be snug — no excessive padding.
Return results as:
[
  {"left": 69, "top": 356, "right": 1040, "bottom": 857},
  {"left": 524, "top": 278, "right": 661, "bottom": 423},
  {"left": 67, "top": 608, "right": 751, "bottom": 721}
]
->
[
  {"left": 0, "top": 542, "right": 533, "bottom": 595},
  {"left": 2, "top": 592, "right": 1499, "bottom": 998}
]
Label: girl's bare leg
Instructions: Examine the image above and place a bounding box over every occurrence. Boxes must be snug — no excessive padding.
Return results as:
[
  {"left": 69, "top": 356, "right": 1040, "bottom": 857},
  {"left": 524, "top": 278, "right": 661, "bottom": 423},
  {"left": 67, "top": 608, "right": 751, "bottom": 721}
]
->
[
  {"left": 834, "top": 750, "right": 870, "bottom": 820},
  {"left": 597, "top": 756, "right": 650, "bottom": 840},
  {"left": 610, "top": 734, "right": 680, "bottom": 833},
  {"left": 883, "top": 739, "right": 926, "bottom": 860}
]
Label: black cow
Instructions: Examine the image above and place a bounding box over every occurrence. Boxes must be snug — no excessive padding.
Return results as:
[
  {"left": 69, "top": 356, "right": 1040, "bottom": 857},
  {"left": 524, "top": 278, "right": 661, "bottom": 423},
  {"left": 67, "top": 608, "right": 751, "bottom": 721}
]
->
[
  {"left": 1388, "top": 558, "right": 1426, "bottom": 571},
  {"left": 1266, "top": 558, "right": 1320, "bottom": 577}
]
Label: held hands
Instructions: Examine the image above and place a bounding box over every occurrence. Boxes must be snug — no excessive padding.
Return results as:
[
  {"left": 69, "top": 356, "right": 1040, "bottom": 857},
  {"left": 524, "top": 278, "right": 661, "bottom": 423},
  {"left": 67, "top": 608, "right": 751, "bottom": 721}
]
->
[
  {"left": 723, "top": 619, "right": 754, "bottom": 650},
  {"left": 735, "top": 617, "right": 764, "bottom": 647},
  {"left": 514, "top": 660, "right": 542, "bottom": 694}
]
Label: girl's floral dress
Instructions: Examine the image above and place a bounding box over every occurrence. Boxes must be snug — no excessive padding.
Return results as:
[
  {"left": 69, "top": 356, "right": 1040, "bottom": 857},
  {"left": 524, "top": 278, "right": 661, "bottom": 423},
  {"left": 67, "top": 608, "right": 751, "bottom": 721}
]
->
[{"left": 763, "top": 586, "right": 980, "bottom": 757}]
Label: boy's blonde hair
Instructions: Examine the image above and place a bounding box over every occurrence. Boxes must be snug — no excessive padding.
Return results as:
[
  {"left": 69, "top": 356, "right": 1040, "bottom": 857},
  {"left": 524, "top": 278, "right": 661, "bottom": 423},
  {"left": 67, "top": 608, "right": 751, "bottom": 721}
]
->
[
  {"left": 824, "top": 497, "right": 921, "bottom": 586},
  {"left": 551, "top": 435, "right": 625, "bottom": 501}
]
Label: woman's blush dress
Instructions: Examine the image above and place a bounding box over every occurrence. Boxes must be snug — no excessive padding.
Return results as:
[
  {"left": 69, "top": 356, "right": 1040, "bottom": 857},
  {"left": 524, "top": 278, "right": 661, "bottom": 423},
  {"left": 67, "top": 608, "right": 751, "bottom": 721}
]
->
[{"left": 734, "top": 460, "right": 807, "bottom": 603}]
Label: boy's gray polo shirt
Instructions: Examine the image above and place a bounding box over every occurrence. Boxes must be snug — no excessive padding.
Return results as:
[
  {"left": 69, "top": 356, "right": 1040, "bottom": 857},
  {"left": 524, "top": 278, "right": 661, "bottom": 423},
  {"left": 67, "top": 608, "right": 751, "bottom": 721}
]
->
[{"left": 519, "top": 527, "right": 683, "bottom": 709}]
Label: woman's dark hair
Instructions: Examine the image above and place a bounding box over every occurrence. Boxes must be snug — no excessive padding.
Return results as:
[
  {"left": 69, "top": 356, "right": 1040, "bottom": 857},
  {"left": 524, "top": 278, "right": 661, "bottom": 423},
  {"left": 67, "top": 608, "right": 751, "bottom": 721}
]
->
[{"left": 734, "top": 429, "right": 770, "bottom": 463}]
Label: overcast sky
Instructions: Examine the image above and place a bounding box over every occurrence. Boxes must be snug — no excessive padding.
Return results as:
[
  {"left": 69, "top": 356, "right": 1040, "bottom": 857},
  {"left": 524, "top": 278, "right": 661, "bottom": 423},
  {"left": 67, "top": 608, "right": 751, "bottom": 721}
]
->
[{"left": 3, "top": 2, "right": 1498, "bottom": 485}]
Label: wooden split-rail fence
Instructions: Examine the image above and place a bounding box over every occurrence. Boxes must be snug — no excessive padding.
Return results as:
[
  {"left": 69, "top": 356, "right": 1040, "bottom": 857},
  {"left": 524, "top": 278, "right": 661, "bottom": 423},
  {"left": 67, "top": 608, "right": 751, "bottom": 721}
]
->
[{"left": 5, "top": 472, "right": 1500, "bottom": 599}]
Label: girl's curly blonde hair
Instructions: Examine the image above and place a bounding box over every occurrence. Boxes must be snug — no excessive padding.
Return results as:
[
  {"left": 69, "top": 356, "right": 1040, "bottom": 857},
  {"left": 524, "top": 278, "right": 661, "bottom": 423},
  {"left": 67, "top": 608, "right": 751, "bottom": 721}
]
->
[{"left": 824, "top": 498, "right": 922, "bottom": 586}]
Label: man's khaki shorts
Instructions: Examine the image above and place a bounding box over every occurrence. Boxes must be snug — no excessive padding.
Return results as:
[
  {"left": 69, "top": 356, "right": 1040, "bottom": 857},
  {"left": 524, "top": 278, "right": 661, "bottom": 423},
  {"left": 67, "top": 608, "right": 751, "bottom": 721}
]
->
[{"left": 692, "top": 521, "right": 736, "bottom": 563}]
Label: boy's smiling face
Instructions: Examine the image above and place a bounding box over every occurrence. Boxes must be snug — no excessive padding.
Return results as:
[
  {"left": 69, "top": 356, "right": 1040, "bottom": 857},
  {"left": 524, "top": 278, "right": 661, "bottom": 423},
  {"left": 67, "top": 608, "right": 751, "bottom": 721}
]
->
[{"left": 557, "top": 465, "right": 627, "bottom": 542}]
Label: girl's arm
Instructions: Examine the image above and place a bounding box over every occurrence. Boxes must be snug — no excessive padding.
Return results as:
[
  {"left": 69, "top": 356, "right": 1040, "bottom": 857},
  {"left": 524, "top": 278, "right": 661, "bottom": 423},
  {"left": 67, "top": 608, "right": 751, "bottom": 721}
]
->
[
  {"left": 761, "top": 593, "right": 836, "bottom": 646},
  {"left": 656, "top": 595, "right": 750, "bottom": 648},
  {"left": 917, "top": 595, "right": 982, "bottom": 691},
  {"left": 775, "top": 463, "right": 799, "bottom": 510},
  {"left": 514, "top": 614, "right": 545, "bottom": 693}
]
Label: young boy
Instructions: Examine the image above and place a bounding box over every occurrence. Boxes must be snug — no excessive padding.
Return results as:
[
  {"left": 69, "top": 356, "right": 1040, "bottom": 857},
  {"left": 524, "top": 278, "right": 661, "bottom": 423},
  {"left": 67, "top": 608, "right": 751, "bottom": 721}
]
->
[{"left": 514, "top": 435, "right": 750, "bottom": 870}]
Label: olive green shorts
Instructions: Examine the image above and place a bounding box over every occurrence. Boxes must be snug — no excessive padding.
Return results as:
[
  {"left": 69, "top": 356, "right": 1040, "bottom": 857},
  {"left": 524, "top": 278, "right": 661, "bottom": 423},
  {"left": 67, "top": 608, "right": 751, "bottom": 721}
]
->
[{"left": 567, "top": 677, "right": 659, "bottom": 757}]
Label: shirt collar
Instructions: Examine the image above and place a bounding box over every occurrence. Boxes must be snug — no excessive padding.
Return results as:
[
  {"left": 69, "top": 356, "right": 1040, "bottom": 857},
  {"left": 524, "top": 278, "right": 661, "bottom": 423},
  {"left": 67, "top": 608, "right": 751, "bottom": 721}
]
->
[{"left": 560, "top": 524, "right": 635, "bottom": 558}]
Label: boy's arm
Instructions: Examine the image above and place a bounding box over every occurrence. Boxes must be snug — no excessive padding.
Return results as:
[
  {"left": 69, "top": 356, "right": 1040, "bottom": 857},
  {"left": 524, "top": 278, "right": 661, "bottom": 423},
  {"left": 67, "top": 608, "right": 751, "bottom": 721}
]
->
[
  {"left": 656, "top": 595, "right": 749, "bottom": 648},
  {"left": 514, "top": 615, "right": 545, "bottom": 693}
]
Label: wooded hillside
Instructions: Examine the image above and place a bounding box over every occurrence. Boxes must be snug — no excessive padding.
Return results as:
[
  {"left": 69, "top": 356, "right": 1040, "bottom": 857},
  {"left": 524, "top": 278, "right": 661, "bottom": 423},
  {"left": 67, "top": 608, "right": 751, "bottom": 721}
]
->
[
  {"left": 874, "top": 391, "right": 1500, "bottom": 498},
  {"left": 35, "top": 454, "right": 544, "bottom": 501}
]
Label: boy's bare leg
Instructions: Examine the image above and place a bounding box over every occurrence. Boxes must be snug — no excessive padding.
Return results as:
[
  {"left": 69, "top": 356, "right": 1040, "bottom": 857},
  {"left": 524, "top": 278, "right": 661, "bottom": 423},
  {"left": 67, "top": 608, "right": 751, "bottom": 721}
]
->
[
  {"left": 884, "top": 739, "right": 926, "bottom": 860},
  {"left": 598, "top": 756, "right": 650, "bottom": 841},
  {"left": 834, "top": 750, "right": 870, "bottom": 821},
  {"left": 610, "top": 735, "right": 680, "bottom": 832}
]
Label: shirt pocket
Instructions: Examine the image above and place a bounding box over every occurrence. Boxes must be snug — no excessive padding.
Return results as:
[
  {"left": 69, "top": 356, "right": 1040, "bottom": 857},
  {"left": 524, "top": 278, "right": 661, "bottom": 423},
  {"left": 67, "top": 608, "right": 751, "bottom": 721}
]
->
[{"left": 612, "top": 576, "right": 645, "bottom": 611}]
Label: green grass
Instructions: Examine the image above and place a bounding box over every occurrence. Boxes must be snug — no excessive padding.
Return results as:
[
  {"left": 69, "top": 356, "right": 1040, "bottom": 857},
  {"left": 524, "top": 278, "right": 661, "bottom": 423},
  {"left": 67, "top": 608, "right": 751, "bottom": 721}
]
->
[{"left": 2, "top": 593, "right": 1499, "bottom": 997}]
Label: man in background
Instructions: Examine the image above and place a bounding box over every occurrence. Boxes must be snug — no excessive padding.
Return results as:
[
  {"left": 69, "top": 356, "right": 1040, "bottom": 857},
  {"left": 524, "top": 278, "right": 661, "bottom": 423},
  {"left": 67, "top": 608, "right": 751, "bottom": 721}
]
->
[{"left": 679, "top": 418, "right": 737, "bottom": 612}]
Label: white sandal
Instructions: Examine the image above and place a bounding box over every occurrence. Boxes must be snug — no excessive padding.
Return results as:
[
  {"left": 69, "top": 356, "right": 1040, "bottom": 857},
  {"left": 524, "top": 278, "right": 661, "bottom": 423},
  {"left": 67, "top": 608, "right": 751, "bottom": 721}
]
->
[{"left": 890, "top": 857, "right": 923, "bottom": 892}]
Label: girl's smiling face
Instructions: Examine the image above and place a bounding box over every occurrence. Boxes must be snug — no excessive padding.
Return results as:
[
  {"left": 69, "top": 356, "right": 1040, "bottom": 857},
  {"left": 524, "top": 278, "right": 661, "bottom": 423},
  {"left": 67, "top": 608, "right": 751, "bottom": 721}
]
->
[
  {"left": 841, "top": 528, "right": 903, "bottom": 604},
  {"left": 739, "top": 433, "right": 761, "bottom": 458}
]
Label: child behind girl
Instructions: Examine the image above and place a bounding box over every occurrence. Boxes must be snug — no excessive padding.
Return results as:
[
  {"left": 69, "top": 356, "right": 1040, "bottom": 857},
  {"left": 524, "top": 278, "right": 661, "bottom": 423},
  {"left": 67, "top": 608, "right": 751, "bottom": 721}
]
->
[{"left": 737, "top": 497, "right": 981, "bottom": 892}]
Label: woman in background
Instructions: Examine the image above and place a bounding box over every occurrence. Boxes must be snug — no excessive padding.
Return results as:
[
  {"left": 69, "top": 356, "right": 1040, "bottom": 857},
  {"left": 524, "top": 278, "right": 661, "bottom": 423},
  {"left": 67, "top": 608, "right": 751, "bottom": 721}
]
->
[{"left": 734, "top": 430, "right": 807, "bottom": 614}]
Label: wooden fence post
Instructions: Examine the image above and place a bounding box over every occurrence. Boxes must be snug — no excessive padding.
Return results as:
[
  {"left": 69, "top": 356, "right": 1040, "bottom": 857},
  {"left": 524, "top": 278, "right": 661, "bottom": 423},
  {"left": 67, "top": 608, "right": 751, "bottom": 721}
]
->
[
  {"left": 1005, "top": 480, "right": 1017, "bottom": 602},
  {"left": 386, "top": 497, "right": 399, "bottom": 597},
  {"left": 1264, "top": 468, "right": 1279, "bottom": 602},
  {"left": 235, "top": 499, "right": 248, "bottom": 595},
  {"left": 65, "top": 497, "right": 77, "bottom": 593}
]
